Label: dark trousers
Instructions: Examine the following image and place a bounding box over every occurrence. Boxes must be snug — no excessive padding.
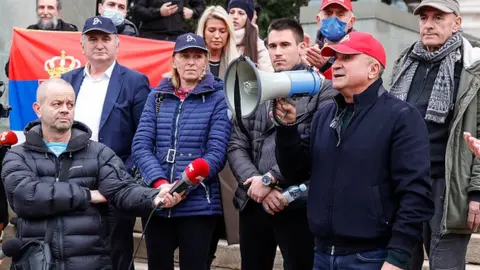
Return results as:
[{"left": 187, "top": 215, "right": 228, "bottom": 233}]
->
[
  {"left": 142, "top": 215, "right": 218, "bottom": 270},
  {"left": 239, "top": 201, "right": 314, "bottom": 270},
  {"left": 207, "top": 216, "right": 226, "bottom": 268},
  {"left": 407, "top": 178, "right": 471, "bottom": 270},
  {"left": 314, "top": 248, "right": 387, "bottom": 270},
  {"left": 107, "top": 207, "right": 136, "bottom": 270}
]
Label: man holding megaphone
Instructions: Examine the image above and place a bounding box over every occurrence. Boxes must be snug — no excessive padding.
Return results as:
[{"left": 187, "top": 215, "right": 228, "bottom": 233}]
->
[
  {"left": 274, "top": 32, "right": 434, "bottom": 270},
  {"left": 227, "top": 18, "right": 336, "bottom": 270}
]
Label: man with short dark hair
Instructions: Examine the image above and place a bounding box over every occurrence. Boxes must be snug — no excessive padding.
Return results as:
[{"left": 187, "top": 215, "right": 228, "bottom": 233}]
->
[
  {"left": 229, "top": 18, "right": 336, "bottom": 270},
  {"left": 99, "top": 0, "right": 139, "bottom": 36},
  {"left": 389, "top": 0, "right": 480, "bottom": 268},
  {"left": 275, "top": 32, "right": 434, "bottom": 270}
]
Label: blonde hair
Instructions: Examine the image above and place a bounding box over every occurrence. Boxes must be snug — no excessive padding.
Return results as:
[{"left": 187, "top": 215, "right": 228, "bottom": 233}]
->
[
  {"left": 196, "top": 5, "right": 239, "bottom": 79},
  {"left": 170, "top": 53, "right": 208, "bottom": 90}
]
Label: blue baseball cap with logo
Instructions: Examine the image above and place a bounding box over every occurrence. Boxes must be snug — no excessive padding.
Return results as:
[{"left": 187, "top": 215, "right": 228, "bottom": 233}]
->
[
  {"left": 82, "top": 16, "right": 118, "bottom": 35},
  {"left": 174, "top": 33, "right": 209, "bottom": 53}
]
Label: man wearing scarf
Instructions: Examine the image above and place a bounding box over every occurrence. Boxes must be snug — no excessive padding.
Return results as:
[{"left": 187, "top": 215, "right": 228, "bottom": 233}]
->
[
  {"left": 389, "top": 0, "right": 480, "bottom": 269},
  {"left": 304, "top": 0, "right": 355, "bottom": 80}
]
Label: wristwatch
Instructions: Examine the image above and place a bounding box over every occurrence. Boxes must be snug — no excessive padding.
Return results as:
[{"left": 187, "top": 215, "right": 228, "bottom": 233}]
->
[{"left": 261, "top": 173, "right": 276, "bottom": 188}]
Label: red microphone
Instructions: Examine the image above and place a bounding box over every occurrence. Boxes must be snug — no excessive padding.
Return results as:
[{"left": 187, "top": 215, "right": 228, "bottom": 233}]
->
[
  {"left": 156, "top": 159, "right": 210, "bottom": 209},
  {"left": 0, "top": 131, "right": 18, "bottom": 146}
]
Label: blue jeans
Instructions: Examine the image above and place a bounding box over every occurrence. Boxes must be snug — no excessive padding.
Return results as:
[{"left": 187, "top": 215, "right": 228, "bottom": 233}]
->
[{"left": 314, "top": 248, "right": 387, "bottom": 270}]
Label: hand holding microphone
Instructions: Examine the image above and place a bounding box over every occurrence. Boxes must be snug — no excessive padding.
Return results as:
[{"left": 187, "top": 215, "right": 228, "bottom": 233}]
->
[{"left": 154, "top": 158, "right": 210, "bottom": 209}]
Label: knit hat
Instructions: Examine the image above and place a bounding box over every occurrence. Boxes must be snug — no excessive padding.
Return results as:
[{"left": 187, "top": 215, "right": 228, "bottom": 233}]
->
[{"left": 228, "top": 0, "right": 255, "bottom": 21}]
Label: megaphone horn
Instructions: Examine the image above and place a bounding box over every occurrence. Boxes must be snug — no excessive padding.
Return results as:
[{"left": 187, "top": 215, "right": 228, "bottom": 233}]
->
[{"left": 224, "top": 56, "right": 324, "bottom": 118}]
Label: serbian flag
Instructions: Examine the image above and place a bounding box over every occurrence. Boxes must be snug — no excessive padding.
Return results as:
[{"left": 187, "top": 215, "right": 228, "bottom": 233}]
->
[{"left": 8, "top": 28, "right": 174, "bottom": 132}]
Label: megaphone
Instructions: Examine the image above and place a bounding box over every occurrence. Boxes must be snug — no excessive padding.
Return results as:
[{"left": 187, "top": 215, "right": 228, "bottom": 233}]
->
[{"left": 224, "top": 56, "right": 324, "bottom": 118}]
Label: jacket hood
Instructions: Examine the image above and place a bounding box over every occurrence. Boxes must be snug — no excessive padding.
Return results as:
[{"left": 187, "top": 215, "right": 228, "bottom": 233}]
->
[
  {"left": 156, "top": 72, "right": 223, "bottom": 95},
  {"left": 23, "top": 120, "right": 92, "bottom": 153}
]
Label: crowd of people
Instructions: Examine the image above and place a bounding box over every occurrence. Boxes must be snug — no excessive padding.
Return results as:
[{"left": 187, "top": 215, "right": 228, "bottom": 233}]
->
[{"left": 1, "top": 0, "right": 480, "bottom": 270}]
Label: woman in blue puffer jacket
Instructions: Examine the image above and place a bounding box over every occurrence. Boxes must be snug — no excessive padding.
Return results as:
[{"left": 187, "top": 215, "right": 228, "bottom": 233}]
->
[{"left": 132, "top": 33, "right": 232, "bottom": 270}]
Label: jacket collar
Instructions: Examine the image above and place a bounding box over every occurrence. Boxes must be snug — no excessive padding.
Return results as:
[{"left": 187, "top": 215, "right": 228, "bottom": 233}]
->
[
  {"left": 23, "top": 120, "right": 92, "bottom": 154},
  {"left": 334, "top": 78, "right": 383, "bottom": 111},
  {"left": 288, "top": 62, "right": 307, "bottom": 71},
  {"left": 157, "top": 72, "right": 222, "bottom": 95}
]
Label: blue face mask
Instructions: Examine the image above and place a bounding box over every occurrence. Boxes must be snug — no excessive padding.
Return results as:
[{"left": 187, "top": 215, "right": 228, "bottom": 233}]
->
[
  {"left": 320, "top": 17, "right": 348, "bottom": 42},
  {"left": 103, "top": 8, "right": 125, "bottom": 26}
]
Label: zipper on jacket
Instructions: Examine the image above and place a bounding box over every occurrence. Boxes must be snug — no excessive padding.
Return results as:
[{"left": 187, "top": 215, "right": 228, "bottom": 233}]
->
[
  {"left": 168, "top": 99, "right": 185, "bottom": 218},
  {"left": 57, "top": 218, "right": 65, "bottom": 270},
  {"left": 336, "top": 111, "right": 356, "bottom": 147},
  {"left": 54, "top": 154, "right": 60, "bottom": 182},
  {"left": 201, "top": 182, "right": 211, "bottom": 204}
]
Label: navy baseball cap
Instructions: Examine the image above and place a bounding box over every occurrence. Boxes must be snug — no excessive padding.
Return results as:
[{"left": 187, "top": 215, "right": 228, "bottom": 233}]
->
[
  {"left": 174, "top": 33, "right": 209, "bottom": 53},
  {"left": 82, "top": 16, "right": 118, "bottom": 34}
]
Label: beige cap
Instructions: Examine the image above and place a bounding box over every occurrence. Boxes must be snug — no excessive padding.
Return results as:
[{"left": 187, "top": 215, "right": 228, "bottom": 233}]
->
[{"left": 413, "top": 0, "right": 460, "bottom": 16}]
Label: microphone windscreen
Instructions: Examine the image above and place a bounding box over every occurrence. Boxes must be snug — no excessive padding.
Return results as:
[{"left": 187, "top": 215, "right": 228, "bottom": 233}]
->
[
  {"left": 184, "top": 158, "right": 210, "bottom": 184},
  {"left": 2, "top": 238, "right": 22, "bottom": 257},
  {"left": 0, "top": 131, "right": 18, "bottom": 146}
]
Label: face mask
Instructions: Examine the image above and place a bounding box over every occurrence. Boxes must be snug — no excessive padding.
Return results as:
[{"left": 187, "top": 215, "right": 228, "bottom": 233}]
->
[
  {"left": 320, "top": 17, "right": 349, "bottom": 42},
  {"left": 103, "top": 8, "right": 125, "bottom": 26}
]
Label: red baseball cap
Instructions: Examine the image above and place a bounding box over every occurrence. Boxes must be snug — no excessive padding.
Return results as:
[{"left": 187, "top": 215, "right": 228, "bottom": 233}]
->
[
  {"left": 320, "top": 32, "right": 386, "bottom": 68},
  {"left": 320, "top": 0, "right": 353, "bottom": 12}
]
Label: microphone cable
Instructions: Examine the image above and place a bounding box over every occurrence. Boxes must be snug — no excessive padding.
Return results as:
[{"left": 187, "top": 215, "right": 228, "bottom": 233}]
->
[{"left": 128, "top": 202, "right": 162, "bottom": 270}]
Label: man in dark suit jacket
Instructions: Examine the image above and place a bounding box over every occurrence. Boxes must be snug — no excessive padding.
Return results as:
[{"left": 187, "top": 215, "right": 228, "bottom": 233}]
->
[{"left": 62, "top": 16, "right": 150, "bottom": 270}]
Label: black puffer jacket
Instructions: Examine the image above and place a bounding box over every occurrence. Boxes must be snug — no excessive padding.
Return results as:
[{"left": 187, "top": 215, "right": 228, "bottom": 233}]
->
[{"left": 2, "top": 121, "right": 159, "bottom": 270}]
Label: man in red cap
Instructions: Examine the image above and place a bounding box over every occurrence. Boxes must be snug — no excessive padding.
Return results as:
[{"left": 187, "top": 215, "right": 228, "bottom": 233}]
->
[
  {"left": 389, "top": 0, "right": 480, "bottom": 269},
  {"left": 304, "top": 0, "right": 355, "bottom": 80},
  {"left": 273, "top": 32, "right": 434, "bottom": 270}
]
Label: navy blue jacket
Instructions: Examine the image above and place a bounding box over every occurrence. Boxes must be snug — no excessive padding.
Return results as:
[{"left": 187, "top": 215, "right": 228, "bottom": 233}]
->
[
  {"left": 276, "top": 79, "right": 433, "bottom": 256},
  {"left": 132, "top": 73, "right": 231, "bottom": 217},
  {"left": 62, "top": 63, "right": 150, "bottom": 173}
]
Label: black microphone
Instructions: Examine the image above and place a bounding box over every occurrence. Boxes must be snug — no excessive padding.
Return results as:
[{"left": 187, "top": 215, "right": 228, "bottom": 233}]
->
[{"left": 0, "top": 238, "right": 22, "bottom": 259}]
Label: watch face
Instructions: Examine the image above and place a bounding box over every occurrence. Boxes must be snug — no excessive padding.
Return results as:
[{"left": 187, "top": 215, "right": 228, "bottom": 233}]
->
[{"left": 262, "top": 175, "right": 271, "bottom": 185}]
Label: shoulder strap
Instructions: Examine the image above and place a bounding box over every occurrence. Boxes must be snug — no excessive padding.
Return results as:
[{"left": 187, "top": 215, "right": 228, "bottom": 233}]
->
[
  {"left": 234, "top": 67, "right": 252, "bottom": 142},
  {"left": 45, "top": 156, "right": 73, "bottom": 243},
  {"left": 153, "top": 93, "right": 164, "bottom": 155},
  {"left": 155, "top": 93, "right": 164, "bottom": 116}
]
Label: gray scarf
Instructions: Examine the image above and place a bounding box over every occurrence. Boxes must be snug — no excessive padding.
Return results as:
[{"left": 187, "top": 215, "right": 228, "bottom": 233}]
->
[{"left": 390, "top": 32, "right": 462, "bottom": 124}]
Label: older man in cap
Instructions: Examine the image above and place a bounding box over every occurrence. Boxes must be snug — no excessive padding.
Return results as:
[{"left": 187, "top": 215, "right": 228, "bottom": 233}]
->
[
  {"left": 274, "top": 31, "right": 434, "bottom": 270},
  {"left": 304, "top": 0, "right": 356, "bottom": 80},
  {"left": 62, "top": 16, "right": 151, "bottom": 270},
  {"left": 389, "top": 0, "right": 480, "bottom": 269}
]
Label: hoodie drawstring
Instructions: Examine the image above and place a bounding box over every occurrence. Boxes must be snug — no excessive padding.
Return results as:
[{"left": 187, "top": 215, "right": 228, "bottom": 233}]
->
[{"left": 202, "top": 95, "right": 205, "bottom": 103}]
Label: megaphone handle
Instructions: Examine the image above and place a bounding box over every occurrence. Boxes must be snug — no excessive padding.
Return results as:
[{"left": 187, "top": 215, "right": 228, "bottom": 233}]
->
[
  {"left": 271, "top": 98, "right": 297, "bottom": 127},
  {"left": 233, "top": 63, "right": 253, "bottom": 142}
]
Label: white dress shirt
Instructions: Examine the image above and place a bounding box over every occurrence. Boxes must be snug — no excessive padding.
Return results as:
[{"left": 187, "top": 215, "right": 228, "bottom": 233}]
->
[{"left": 74, "top": 61, "right": 116, "bottom": 142}]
